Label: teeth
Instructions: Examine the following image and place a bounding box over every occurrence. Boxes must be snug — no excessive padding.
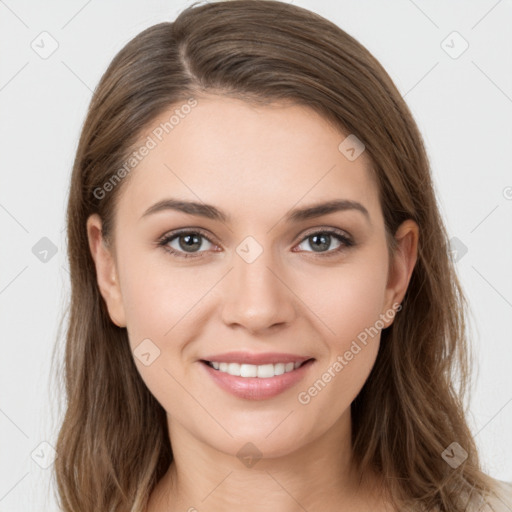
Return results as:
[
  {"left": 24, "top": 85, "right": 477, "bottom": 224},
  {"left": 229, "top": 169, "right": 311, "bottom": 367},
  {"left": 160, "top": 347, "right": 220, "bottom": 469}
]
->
[{"left": 208, "top": 360, "right": 306, "bottom": 378}]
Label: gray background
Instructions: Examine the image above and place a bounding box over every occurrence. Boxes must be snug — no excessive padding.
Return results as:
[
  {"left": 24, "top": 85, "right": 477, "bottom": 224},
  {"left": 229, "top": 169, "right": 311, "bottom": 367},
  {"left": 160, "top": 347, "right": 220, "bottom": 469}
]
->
[{"left": 0, "top": 0, "right": 511, "bottom": 510}]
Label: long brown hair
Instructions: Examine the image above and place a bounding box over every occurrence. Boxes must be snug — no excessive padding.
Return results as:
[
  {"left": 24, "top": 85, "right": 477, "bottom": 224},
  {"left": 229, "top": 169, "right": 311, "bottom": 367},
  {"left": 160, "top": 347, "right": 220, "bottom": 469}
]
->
[{"left": 52, "top": 1, "right": 500, "bottom": 510}]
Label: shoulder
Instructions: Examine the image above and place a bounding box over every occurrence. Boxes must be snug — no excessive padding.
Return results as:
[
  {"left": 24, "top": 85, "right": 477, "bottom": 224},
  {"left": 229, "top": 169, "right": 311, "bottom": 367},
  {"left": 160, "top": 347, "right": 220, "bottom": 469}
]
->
[{"left": 468, "top": 478, "right": 512, "bottom": 511}]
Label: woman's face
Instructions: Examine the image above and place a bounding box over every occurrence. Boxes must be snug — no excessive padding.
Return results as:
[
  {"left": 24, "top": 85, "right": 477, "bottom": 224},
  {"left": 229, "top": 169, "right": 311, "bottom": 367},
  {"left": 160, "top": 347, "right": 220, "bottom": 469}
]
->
[{"left": 87, "top": 94, "right": 417, "bottom": 459}]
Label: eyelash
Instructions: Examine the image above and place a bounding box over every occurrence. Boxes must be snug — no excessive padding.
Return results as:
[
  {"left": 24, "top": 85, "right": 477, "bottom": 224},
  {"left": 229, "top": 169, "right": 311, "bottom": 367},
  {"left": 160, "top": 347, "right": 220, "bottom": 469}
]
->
[{"left": 156, "top": 227, "right": 355, "bottom": 260}]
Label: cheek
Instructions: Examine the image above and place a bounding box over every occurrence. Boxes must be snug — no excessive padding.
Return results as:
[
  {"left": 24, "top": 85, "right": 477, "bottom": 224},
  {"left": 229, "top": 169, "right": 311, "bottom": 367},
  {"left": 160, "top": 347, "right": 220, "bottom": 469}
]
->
[
  {"left": 296, "top": 254, "right": 389, "bottom": 406},
  {"left": 116, "top": 250, "right": 201, "bottom": 411},
  {"left": 117, "top": 244, "right": 204, "bottom": 345},
  {"left": 301, "top": 253, "right": 389, "bottom": 347},
  {"left": 334, "top": 265, "right": 388, "bottom": 341}
]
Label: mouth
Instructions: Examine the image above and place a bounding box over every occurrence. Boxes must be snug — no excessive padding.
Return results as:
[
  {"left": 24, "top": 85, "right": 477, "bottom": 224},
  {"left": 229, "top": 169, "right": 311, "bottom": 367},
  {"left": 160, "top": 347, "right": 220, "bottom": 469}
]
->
[
  {"left": 200, "top": 359, "right": 314, "bottom": 378},
  {"left": 199, "top": 356, "right": 316, "bottom": 400}
]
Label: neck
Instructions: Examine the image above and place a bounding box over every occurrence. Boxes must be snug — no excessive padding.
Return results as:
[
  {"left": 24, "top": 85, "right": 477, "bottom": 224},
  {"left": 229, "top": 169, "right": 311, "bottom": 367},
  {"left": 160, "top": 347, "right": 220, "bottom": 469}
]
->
[{"left": 147, "top": 409, "right": 388, "bottom": 512}]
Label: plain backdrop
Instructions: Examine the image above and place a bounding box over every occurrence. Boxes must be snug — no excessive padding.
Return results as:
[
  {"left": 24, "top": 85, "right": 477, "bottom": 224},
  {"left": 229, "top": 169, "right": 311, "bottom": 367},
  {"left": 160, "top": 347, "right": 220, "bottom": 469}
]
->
[{"left": 0, "top": 1, "right": 511, "bottom": 510}]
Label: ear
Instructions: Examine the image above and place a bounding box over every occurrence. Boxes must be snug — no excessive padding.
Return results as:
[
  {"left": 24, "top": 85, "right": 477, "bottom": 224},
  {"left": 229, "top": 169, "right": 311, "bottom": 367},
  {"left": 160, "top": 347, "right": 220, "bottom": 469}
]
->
[
  {"left": 86, "top": 214, "right": 126, "bottom": 328},
  {"left": 381, "top": 219, "right": 419, "bottom": 327}
]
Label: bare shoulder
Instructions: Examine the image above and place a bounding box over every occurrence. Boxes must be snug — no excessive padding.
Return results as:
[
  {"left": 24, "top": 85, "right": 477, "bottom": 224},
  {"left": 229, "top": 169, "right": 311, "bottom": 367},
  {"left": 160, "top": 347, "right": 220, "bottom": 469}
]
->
[
  {"left": 486, "top": 479, "right": 512, "bottom": 510},
  {"left": 469, "top": 478, "right": 512, "bottom": 511}
]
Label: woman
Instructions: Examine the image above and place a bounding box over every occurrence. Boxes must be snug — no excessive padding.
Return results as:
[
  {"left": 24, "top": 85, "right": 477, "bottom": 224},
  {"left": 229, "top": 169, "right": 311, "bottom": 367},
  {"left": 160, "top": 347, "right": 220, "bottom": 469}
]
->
[{"left": 53, "top": 1, "right": 512, "bottom": 510}]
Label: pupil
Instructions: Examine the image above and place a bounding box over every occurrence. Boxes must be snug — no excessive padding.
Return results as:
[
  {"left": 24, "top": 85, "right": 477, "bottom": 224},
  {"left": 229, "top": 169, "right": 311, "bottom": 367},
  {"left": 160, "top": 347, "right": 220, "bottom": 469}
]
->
[
  {"left": 179, "top": 234, "right": 201, "bottom": 252},
  {"left": 311, "top": 234, "right": 330, "bottom": 252}
]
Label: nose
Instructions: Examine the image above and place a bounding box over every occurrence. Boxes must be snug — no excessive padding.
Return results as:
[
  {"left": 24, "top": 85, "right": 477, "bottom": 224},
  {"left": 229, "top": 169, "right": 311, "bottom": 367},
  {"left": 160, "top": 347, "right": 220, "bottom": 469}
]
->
[{"left": 220, "top": 244, "right": 297, "bottom": 334}]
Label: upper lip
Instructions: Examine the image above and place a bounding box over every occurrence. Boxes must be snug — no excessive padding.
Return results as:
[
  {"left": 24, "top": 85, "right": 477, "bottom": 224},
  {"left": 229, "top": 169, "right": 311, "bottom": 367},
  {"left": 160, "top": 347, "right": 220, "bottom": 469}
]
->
[{"left": 201, "top": 352, "right": 313, "bottom": 365}]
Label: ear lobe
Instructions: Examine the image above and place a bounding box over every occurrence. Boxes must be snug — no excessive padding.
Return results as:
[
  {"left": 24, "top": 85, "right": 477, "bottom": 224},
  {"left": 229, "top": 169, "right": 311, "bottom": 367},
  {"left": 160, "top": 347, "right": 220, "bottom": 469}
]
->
[
  {"left": 86, "top": 214, "right": 126, "bottom": 328},
  {"left": 382, "top": 219, "right": 419, "bottom": 327}
]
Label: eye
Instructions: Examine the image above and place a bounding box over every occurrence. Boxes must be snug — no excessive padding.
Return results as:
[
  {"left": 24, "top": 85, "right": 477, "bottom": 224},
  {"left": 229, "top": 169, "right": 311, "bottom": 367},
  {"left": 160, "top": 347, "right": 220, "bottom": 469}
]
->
[
  {"left": 157, "top": 227, "right": 354, "bottom": 260},
  {"left": 294, "top": 228, "right": 354, "bottom": 257},
  {"left": 157, "top": 229, "right": 217, "bottom": 259}
]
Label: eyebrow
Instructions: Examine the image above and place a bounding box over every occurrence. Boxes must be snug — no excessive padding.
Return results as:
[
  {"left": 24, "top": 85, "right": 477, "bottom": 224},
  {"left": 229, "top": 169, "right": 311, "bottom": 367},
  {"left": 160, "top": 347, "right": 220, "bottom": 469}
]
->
[{"left": 140, "top": 198, "right": 370, "bottom": 224}]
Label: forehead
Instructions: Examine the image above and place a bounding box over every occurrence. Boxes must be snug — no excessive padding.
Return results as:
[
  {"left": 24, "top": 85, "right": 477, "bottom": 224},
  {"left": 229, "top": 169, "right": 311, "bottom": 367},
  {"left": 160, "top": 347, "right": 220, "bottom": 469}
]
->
[{"left": 116, "top": 95, "right": 381, "bottom": 226}]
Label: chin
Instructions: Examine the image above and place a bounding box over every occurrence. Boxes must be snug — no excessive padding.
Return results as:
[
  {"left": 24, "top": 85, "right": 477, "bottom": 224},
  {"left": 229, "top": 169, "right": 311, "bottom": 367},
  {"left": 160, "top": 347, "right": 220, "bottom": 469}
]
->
[{"left": 201, "top": 416, "right": 317, "bottom": 462}]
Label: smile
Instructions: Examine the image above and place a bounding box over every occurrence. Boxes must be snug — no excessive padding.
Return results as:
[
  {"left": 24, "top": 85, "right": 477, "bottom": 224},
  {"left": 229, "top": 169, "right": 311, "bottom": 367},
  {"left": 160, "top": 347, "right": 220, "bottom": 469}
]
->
[
  {"left": 204, "top": 360, "right": 308, "bottom": 378},
  {"left": 200, "top": 358, "right": 316, "bottom": 400}
]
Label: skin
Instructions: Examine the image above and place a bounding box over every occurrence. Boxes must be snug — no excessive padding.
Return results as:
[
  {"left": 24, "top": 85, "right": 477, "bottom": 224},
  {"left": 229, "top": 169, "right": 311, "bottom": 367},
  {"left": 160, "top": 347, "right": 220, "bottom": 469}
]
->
[{"left": 87, "top": 94, "right": 418, "bottom": 512}]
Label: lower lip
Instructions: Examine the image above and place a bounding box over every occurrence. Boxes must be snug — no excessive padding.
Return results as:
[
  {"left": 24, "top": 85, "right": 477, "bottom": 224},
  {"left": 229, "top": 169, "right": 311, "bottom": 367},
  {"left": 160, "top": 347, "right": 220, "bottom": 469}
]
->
[{"left": 200, "top": 359, "right": 315, "bottom": 400}]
